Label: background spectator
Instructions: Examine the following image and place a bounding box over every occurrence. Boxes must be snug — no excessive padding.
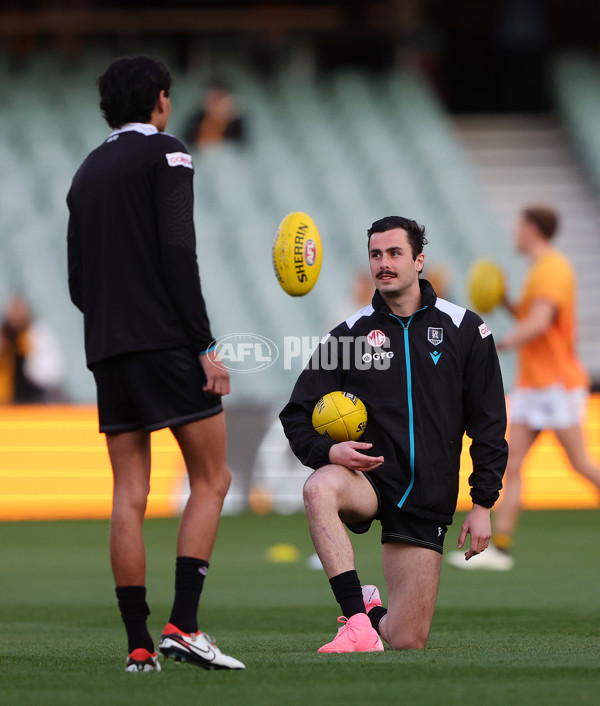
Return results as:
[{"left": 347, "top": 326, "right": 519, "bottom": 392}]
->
[
  {"left": 185, "top": 82, "right": 245, "bottom": 149},
  {"left": 0, "top": 293, "right": 64, "bottom": 404}
]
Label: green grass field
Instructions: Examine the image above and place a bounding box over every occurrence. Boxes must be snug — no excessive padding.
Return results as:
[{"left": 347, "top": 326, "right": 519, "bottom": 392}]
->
[{"left": 1, "top": 510, "right": 598, "bottom": 706}]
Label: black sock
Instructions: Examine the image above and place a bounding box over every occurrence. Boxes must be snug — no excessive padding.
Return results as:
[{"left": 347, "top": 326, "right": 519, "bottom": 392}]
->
[
  {"left": 368, "top": 606, "right": 388, "bottom": 633},
  {"left": 168, "top": 556, "right": 209, "bottom": 633},
  {"left": 329, "top": 570, "right": 366, "bottom": 618},
  {"left": 115, "top": 585, "right": 154, "bottom": 654}
]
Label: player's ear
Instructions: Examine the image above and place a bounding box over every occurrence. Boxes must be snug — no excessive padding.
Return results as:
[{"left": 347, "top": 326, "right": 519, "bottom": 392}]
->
[
  {"left": 416, "top": 253, "right": 425, "bottom": 273},
  {"left": 151, "top": 91, "right": 171, "bottom": 131},
  {"left": 157, "top": 90, "right": 169, "bottom": 111}
]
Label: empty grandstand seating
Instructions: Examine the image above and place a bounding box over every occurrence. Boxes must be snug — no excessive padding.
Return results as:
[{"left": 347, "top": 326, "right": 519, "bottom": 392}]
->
[
  {"left": 1, "top": 49, "right": 500, "bottom": 403},
  {"left": 553, "top": 53, "right": 600, "bottom": 194}
]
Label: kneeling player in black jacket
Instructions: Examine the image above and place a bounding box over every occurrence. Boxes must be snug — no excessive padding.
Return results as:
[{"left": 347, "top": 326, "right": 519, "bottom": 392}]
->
[{"left": 280, "top": 216, "right": 508, "bottom": 652}]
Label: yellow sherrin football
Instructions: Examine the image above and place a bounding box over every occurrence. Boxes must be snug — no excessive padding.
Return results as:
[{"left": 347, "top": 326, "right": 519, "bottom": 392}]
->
[
  {"left": 312, "top": 391, "right": 367, "bottom": 442},
  {"left": 467, "top": 259, "right": 505, "bottom": 314},
  {"left": 272, "top": 212, "right": 322, "bottom": 296}
]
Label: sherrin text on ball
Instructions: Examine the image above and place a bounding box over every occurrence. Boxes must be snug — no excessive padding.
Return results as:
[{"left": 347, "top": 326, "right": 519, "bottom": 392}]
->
[{"left": 272, "top": 212, "right": 322, "bottom": 296}]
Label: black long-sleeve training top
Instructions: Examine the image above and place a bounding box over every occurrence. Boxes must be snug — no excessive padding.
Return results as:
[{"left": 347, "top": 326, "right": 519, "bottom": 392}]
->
[
  {"left": 280, "top": 280, "right": 508, "bottom": 525},
  {"left": 67, "top": 123, "right": 213, "bottom": 368}
]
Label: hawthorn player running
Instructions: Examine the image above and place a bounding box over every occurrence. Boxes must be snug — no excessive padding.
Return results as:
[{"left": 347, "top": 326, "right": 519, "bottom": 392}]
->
[
  {"left": 449, "top": 205, "right": 600, "bottom": 570},
  {"left": 67, "top": 56, "right": 243, "bottom": 672}
]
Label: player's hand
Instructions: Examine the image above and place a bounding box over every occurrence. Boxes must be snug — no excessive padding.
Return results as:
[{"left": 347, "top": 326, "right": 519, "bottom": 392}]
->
[
  {"left": 457, "top": 504, "right": 491, "bottom": 560},
  {"left": 329, "top": 441, "right": 384, "bottom": 472},
  {"left": 500, "top": 292, "right": 515, "bottom": 316},
  {"left": 200, "top": 349, "right": 230, "bottom": 396}
]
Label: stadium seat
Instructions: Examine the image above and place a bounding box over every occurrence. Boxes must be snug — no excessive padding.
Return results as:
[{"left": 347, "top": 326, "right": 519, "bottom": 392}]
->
[
  {"left": 553, "top": 53, "right": 600, "bottom": 193},
  {"left": 1, "top": 52, "right": 503, "bottom": 402}
]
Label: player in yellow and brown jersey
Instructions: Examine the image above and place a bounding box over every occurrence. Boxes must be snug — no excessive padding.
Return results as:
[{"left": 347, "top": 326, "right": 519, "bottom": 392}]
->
[{"left": 448, "top": 205, "right": 600, "bottom": 571}]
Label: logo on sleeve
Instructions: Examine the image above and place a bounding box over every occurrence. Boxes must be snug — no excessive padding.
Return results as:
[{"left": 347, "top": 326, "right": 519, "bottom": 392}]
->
[
  {"left": 478, "top": 322, "right": 492, "bottom": 339},
  {"left": 165, "top": 152, "right": 193, "bottom": 169}
]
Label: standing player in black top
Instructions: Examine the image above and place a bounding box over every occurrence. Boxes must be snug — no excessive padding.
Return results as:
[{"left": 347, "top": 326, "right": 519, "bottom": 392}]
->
[
  {"left": 67, "top": 56, "right": 244, "bottom": 672},
  {"left": 280, "top": 217, "right": 508, "bottom": 653}
]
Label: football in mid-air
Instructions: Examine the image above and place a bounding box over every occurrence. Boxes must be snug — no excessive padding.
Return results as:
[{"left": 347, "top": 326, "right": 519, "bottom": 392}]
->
[
  {"left": 312, "top": 391, "right": 367, "bottom": 442},
  {"left": 467, "top": 259, "right": 505, "bottom": 313},
  {"left": 272, "top": 211, "right": 322, "bottom": 296}
]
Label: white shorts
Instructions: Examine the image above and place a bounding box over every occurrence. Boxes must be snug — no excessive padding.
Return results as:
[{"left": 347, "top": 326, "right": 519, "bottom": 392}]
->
[{"left": 509, "top": 385, "right": 587, "bottom": 430}]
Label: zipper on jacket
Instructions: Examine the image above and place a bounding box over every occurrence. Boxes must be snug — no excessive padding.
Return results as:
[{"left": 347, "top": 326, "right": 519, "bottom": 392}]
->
[{"left": 389, "top": 307, "right": 426, "bottom": 508}]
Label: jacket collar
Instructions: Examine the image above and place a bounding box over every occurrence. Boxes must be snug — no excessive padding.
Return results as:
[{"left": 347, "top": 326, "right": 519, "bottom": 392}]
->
[
  {"left": 108, "top": 122, "right": 159, "bottom": 138},
  {"left": 371, "top": 278, "right": 437, "bottom": 316}
]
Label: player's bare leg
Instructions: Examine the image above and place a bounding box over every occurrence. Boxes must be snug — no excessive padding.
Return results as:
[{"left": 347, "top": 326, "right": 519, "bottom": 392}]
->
[
  {"left": 554, "top": 425, "right": 600, "bottom": 491},
  {"left": 447, "top": 422, "right": 539, "bottom": 570},
  {"left": 303, "top": 466, "right": 383, "bottom": 653},
  {"left": 171, "top": 411, "right": 232, "bottom": 560},
  {"left": 159, "top": 411, "right": 243, "bottom": 670},
  {"left": 106, "top": 429, "right": 152, "bottom": 585},
  {"left": 107, "top": 429, "right": 158, "bottom": 669},
  {"left": 302, "top": 465, "right": 378, "bottom": 578},
  {"left": 493, "top": 422, "right": 540, "bottom": 537},
  {"left": 378, "top": 543, "right": 442, "bottom": 649}
]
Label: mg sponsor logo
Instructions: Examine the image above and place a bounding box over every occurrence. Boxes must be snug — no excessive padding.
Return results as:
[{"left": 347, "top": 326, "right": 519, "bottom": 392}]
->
[
  {"left": 208, "top": 333, "right": 279, "bottom": 373},
  {"left": 367, "top": 329, "right": 386, "bottom": 348}
]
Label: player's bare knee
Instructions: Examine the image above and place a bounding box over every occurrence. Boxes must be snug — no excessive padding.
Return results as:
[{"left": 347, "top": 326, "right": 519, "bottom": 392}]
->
[
  {"left": 302, "top": 475, "right": 319, "bottom": 512},
  {"left": 504, "top": 461, "right": 521, "bottom": 480},
  {"left": 402, "top": 638, "right": 428, "bottom": 651},
  {"left": 190, "top": 464, "right": 231, "bottom": 500},
  {"left": 113, "top": 485, "right": 149, "bottom": 517},
  {"left": 217, "top": 465, "right": 232, "bottom": 498},
  {"left": 388, "top": 633, "right": 428, "bottom": 650},
  {"left": 303, "top": 470, "right": 341, "bottom": 512}
]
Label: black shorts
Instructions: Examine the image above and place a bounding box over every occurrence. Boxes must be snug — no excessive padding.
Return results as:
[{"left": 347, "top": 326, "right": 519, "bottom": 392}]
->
[
  {"left": 92, "top": 347, "right": 223, "bottom": 433},
  {"left": 346, "top": 474, "right": 448, "bottom": 554}
]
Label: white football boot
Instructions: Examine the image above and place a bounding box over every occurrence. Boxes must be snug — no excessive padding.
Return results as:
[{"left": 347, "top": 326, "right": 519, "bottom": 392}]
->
[
  {"left": 446, "top": 543, "right": 515, "bottom": 571},
  {"left": 159, "top": 623, "right": 245, "bottom": 670}
]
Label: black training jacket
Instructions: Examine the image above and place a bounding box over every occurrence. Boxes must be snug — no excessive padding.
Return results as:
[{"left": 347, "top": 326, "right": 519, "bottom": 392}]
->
[
  {"left": 280, "top": 280, "right": 508, "bottom": 525},
  {"left": 67, "top": 123, "right": 213, "bottom": 368}
]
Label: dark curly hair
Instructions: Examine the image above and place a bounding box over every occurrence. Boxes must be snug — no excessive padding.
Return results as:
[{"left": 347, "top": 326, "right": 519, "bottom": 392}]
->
[
  {"left": 367, "top": 216, "right": 428, "bottom": 260},
  {"left": 98, "top": 56, "right": 171, "bottom": 129}
]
